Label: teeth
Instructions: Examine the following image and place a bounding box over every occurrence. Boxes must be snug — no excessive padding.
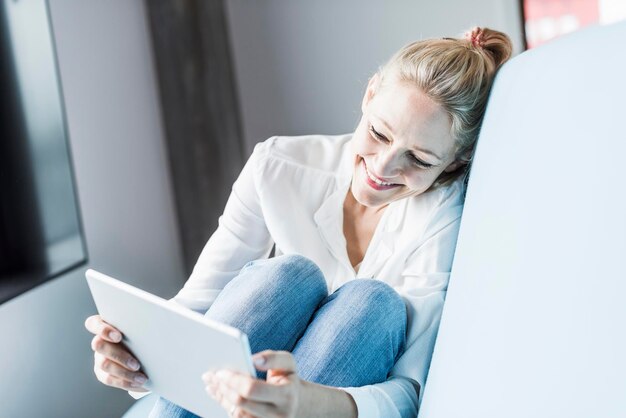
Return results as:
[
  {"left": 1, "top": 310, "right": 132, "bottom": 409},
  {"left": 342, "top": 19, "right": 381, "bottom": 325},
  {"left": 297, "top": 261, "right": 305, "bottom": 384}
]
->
[{"left": 364, "top": 162, "right": 394, "bottom": 186}]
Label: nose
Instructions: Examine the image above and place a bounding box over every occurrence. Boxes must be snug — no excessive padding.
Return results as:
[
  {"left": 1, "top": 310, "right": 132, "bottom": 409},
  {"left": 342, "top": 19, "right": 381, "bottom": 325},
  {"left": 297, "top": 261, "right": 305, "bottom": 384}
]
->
[{"left": 372, "top": 148, "right": 402, "bottom": 178}]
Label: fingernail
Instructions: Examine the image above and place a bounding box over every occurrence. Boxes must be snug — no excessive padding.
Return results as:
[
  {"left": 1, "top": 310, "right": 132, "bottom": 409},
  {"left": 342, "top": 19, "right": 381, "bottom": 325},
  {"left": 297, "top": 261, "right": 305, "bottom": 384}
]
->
[
  {"left": 109, "top": 331, "right": 121, "bottom": 342},
  {"left": 253, "top": 356, "right": 265, "bottom": 366},
  {"left": 130, "top": 382, "right": 143, "bottom": 388},
  {"left": 134, "top": 374, "right": 147, "bottom": 384},
  {"left": 127, "top": 358, "right": 140, "bottom": 370}
]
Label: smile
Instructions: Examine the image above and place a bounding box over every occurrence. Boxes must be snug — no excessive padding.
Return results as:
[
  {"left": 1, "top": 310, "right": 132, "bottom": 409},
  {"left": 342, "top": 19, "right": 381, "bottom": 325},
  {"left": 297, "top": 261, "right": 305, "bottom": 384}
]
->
[{"left": 362, "top": 160, "right": 401, "bottom": 191}]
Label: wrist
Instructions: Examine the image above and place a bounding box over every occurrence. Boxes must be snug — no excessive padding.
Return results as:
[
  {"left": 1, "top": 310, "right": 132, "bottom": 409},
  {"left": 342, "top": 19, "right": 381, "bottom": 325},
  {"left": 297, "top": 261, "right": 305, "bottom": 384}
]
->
[
  {"left": 296, "top": 380, "right": 313, "bottom": 418},
  {"left": 297, "top": 380, "right": 358, "bottom": 418},
  {"left": 343, "top": 389, "right": 358, "bottom": 417}
]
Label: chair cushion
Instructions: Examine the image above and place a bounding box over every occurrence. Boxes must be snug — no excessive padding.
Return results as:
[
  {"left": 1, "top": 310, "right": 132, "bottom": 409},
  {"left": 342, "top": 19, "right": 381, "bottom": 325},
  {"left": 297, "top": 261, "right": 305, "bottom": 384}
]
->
[{"left": 420, "top": 21, "right": 626, "bottom": 418}]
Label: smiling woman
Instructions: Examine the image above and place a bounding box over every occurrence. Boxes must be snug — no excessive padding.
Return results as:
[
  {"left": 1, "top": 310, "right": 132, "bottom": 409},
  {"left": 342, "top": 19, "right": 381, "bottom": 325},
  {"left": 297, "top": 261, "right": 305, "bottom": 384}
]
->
[
  {"left": 86, "top": 27, "right": 512, "bottom": 418},
  {"left": 350, "top": 79, "right": 457, "bottom": 207}
]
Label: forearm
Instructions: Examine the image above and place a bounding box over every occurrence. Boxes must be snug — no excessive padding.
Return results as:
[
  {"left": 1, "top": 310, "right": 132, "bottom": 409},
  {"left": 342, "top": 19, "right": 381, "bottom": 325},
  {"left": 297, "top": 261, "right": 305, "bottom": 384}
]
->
[{"left": 298, "top": 380, "right": 357, "bottom": 418}]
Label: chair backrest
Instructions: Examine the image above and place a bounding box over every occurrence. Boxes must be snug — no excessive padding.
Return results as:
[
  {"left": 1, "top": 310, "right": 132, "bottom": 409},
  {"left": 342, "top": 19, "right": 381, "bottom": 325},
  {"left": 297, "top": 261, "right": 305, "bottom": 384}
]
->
[{"left": 419, "top": 21, "right": 626, "bottom": 418}]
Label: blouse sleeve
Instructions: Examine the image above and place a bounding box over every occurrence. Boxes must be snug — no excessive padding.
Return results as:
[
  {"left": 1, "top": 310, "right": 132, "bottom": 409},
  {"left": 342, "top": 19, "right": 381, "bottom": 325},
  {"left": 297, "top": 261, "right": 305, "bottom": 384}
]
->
[
  {"left": 343, "top": 213, "right": 462, "bottom": 418},
  {"left": 172, "top": 140, "right": 275, "bottom": 313}
]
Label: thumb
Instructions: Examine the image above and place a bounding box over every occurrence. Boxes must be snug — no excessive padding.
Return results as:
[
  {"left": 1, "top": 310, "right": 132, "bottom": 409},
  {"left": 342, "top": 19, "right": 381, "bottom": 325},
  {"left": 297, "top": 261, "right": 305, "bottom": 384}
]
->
[{"left": 252, "top": 350, "right": 297, "bottom": 373}]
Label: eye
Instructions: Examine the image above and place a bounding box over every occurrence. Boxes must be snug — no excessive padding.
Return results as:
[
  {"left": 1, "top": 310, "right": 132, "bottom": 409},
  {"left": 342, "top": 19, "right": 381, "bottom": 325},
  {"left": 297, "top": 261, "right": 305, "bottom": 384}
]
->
[
  {"left": 369, "top": 126, "right": 390, "bottom": 143},
  {"left": 369, "top": 124, "right": 433, "bottom": 169},
  {"left": 407, "top": 153, "right": 433, "bottom": 169}
]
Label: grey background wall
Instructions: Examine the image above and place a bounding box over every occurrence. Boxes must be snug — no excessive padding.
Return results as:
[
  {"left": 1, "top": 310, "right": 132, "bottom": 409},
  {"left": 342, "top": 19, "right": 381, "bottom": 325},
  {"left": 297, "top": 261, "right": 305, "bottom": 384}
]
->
[
  {"left": 225, "top": 0, "right": 524, "bottom": 153},
  {"left": 0, "top": 1, "right": 523, "bottom": 417},
  {"left": 0, "top": 1, "right": 185, "bottom": 417}
]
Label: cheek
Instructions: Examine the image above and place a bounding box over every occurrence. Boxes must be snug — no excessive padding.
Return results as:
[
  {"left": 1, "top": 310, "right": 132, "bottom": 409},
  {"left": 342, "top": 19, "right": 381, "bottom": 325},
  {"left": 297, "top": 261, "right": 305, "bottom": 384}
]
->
[
  {"left": 352, "top": 127, "right": 378, "bottom": 155},
  {"left": 352, "top": 136, "right": 374, "bottom": 156},
  {"left": 404, "top": 169, "right": 440, "bottom": 192}
]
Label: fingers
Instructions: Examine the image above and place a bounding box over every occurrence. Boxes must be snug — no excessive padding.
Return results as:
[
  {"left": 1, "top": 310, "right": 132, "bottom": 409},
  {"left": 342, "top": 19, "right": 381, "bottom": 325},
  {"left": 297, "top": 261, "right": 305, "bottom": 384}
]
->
[
  {"left": 91, "top": 335, "right": 141, "bottom": 371},
  {"left": 252, "top": 350, "right": 297, "bottom": 374},
  {"left": 94, "top": 352, "right": 148, "bottom": 386},
  {"left": 203, "top": 370, "right": 287, "bottom": 403},
  {"left": 94, "top": 363, "right": 148, "bottom": 391},
  {"left": 85, "top": 315, "right": 122, "bottom": 343},
  {"left": 203, "top": 372, "right": 279, "bottom": 418},
  {"left": 221, "top": 391, "right": 277, "bottom": 418},
  {"left": 87, "top": 315, "right": 146, "bottom": 391}
]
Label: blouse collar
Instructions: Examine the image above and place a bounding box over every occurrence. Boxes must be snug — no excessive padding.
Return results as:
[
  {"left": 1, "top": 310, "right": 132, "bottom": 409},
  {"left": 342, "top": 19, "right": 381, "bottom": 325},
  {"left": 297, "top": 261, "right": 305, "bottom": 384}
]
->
[{"left": 313, "top": 134, "right": 400, "bottom": 278}]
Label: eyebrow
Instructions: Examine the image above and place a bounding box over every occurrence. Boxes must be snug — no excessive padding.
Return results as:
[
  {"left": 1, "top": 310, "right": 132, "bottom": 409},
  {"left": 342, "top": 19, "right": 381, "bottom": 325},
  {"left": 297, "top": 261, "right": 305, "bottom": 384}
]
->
[{"left": 376, "top": 117, "right": 444, "bottom": 162}]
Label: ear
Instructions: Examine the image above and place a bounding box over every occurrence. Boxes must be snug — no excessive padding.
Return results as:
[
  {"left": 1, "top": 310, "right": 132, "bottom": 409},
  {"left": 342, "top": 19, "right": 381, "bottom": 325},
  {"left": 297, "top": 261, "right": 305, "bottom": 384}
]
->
[
  {"left": 443, "top": 148, "right": 473, "bottom": 173},
  {"left": 443, "top": 160, "right": 464, "bottom": 173},
  {"left": 361, "top": 73, "right": 381, "bottom": 113}
]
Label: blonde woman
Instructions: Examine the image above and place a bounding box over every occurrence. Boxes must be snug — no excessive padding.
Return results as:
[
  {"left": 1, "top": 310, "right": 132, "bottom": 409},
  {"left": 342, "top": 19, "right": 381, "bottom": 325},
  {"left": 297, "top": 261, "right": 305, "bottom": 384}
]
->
[{"left": 86, "top": 27, "right": 512, "bottom": 418}]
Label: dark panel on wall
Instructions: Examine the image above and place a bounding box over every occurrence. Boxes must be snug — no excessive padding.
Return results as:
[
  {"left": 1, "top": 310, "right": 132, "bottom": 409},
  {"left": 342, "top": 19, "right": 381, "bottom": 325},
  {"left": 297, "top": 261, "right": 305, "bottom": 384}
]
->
[
  {"left": 0, "top": 0, "right": 87, "bottom": 304},
  {"left": 0, "top": 19, "right": 45, "bottom": 278},
  {"left": 145, "top": 0, "right": 245, "bottom": 274}
]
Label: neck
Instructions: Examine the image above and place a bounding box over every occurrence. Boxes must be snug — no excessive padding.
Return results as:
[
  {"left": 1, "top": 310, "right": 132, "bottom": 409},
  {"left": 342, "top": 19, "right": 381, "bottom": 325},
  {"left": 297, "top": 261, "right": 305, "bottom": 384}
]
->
[{"left": 344, "top": 184, "right": 388, "bottom": 217}]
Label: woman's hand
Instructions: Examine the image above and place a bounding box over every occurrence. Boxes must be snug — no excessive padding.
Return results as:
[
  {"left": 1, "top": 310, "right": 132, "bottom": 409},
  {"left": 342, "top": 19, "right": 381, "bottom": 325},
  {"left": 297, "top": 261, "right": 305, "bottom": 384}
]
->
[
  {"left": 202, "top": 350, "right": 300, "bottom": 418},
  {"left": 84, "top": 315, "right": 149, "bottom": 392}
]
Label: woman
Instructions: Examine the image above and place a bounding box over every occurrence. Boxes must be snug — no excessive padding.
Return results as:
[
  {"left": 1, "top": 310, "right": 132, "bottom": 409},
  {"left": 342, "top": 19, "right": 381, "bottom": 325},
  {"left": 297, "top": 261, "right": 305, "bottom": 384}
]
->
[{"left": 86, "top": 27, "right": 512, "bottom": 418}]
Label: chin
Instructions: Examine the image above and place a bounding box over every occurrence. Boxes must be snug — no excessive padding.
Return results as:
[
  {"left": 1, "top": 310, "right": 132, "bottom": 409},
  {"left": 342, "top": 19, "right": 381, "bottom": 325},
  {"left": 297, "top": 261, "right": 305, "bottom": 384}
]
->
[{"left": 351, "top": 183, "right": 394, "bottom": 208}]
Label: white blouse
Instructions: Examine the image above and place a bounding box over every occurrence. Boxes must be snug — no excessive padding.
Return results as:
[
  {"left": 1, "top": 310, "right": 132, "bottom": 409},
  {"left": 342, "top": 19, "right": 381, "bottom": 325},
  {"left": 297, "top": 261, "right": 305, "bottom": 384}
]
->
[{"left": 173, "top": 133, "right": 465, "bottom": 418}]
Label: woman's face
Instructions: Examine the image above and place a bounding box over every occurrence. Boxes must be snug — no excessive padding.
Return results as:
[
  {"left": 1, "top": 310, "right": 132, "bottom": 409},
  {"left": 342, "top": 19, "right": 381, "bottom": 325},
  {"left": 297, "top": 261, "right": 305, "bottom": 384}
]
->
[{"left": 350, "top": 75, "right": 461, "bottom": 209}]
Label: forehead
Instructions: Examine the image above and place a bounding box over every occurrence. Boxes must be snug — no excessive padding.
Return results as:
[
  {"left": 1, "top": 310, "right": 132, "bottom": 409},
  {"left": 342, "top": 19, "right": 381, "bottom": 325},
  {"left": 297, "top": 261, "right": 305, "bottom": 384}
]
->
[{"left": 367, "top": 81, "right": 455, "bottom": 157}]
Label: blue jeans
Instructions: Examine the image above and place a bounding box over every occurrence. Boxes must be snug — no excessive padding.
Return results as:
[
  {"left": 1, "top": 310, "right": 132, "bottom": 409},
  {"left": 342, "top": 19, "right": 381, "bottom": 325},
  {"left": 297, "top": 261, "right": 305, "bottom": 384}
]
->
[{"left": 149, "top": 254, "right": 407, "bottom": 417}]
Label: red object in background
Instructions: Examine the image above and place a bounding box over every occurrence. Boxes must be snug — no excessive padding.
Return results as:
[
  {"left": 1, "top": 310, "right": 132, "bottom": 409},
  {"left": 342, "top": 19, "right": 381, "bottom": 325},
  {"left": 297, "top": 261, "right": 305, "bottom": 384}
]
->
[{"left": 524, "top": 0, "right": 599, "bottom": 48}]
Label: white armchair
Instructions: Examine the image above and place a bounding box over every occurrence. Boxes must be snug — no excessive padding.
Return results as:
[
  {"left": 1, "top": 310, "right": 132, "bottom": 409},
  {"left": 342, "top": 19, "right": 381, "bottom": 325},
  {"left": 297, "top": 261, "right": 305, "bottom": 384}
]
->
[{"left": 419, "top": 20, "right": 626, "bottom": 418}]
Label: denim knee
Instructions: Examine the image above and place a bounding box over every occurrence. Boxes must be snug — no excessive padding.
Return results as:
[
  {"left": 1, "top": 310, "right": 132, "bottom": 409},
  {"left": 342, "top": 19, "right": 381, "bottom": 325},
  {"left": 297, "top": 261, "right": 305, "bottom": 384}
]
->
[
  {"left": 207, "top": 253, "right": 329, "bottom": 355},
  {"left": 291, "top": 278, "right": 407, "bottom": 386},
  {"left": 339, "top": 279, "right": 405, "bottom": 312},
  {"left": 337, "top": 280, "right": 407, "bottom": 351},
  {"left": 241, "top": 254, "right": 328, "bottom": 297}
]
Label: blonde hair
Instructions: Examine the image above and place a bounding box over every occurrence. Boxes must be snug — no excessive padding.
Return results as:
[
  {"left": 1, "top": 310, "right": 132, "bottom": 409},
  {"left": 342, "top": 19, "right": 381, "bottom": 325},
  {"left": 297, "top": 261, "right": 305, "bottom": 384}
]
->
[{"left": 376, "top": 27, "right": 513, "bottom": 185}]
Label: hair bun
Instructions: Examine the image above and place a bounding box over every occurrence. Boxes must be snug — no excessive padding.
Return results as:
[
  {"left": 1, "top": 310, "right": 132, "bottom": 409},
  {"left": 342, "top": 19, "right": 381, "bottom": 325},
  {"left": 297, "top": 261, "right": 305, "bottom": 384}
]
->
[{"left": 465, "top": 27, "right": 513, "bottom": 69}]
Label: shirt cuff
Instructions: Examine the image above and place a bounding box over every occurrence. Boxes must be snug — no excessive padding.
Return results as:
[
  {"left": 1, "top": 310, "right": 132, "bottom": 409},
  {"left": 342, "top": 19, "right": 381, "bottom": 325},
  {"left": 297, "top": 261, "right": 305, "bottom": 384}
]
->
[
  {"left": 342, "top": 387, "right": 379, "bottom": 418},
  {"left": 128, "top": 390, "right": 151, "bottom": 400}
]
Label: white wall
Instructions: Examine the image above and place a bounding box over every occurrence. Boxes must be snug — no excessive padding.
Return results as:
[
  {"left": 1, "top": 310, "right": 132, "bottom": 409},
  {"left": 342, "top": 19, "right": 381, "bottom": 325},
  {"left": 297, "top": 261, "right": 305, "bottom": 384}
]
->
[
  {"left": 0, "top": 1, "right": 185, "bottom": 417},
  {"left": 225, "top": 0, "right": 525, "bottom": 152}
]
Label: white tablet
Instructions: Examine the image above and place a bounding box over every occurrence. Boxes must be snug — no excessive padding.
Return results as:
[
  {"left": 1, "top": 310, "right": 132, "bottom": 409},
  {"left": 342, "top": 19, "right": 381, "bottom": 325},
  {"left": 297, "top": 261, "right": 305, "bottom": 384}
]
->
[{"left": 85, "top": 269, "right": 255, "bottom": 418}]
